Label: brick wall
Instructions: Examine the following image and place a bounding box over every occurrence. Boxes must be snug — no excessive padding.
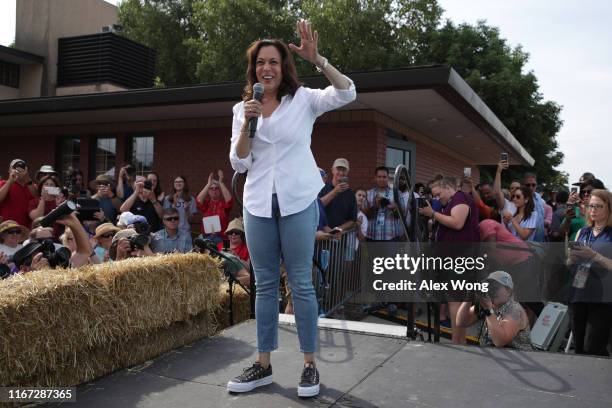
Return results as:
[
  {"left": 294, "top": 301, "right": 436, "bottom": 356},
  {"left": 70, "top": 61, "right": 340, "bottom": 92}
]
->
[
  {"left": 0, "top": 109, "right": 480, "bottom": 195},
  {"left": 0, "top": 134, "right": 55, "bottom": 180}
]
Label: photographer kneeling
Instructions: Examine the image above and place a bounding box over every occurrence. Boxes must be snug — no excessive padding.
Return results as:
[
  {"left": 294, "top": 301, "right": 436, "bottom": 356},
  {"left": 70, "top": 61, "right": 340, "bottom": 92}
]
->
[
  {"left": 109, "top": 228, "right": 154, "bottom": 261},
  {"left": 456, "top": 271, "right": 533, "bottom": 350}
]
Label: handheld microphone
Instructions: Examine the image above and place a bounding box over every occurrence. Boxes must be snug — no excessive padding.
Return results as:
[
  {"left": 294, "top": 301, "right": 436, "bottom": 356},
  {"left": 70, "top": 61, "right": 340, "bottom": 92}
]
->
[{"left": 248, "top": 83, "right": 264, "bottom": 138}]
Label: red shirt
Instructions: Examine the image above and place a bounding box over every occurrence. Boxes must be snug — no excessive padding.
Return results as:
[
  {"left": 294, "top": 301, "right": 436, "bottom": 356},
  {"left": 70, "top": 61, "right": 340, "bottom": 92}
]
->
[
  {"left": 28, "top": 198, "right": 61, "bottom": 237},
  {"left": 0, "top": 180, "right": 35, "bottom": 228},
  {"left": 231, "top": 242, "right": 249, "bottom": 263},
  {"left": 196, "top": 197, "right": 233, "bottom": 236}
]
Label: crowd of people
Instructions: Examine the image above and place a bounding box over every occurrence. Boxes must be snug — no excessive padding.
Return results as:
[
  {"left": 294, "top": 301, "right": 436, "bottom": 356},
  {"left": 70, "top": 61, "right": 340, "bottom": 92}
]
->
[
  {"left": 0, "top": 160, "right": 249, "bottom": 283},
  {"left": 1, "top": 155, "right": 610, "bottom": 356}
]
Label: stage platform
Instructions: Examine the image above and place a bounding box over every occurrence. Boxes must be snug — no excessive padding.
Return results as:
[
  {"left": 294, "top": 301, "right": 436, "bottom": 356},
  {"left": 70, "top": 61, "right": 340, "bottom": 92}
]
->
[{"left": 47, "top": 316, "right": 612, "bottom": 408}]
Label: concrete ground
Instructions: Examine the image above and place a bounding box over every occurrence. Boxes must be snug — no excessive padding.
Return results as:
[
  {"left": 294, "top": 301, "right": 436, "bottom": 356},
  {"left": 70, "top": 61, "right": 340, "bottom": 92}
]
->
[{"left": 46, "top": 318, "right": 612, "bottom": 408}]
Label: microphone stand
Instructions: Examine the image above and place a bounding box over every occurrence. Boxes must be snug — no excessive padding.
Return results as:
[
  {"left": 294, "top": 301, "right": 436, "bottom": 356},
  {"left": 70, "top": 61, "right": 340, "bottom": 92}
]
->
[{"left": 197, "top": 243, "right": 250, "bottom": 326}]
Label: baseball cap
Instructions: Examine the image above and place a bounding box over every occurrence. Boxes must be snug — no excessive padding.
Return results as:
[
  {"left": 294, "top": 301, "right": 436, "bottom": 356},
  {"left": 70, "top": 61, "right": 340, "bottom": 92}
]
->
[
  {"left": 117, "top": 212, "right": 148, "bottom": 228},
  {"left": 332, "top": 158, "right": 349, "bottom": 170},
  {"left": 485, "top": 271, "right": 513, "bottom": 290},
  {"left": 572, "top": 172, "right": 595, "bottom": 186},
  {"left": 10, "top": 159, "right": 27, "bottom": 169}
]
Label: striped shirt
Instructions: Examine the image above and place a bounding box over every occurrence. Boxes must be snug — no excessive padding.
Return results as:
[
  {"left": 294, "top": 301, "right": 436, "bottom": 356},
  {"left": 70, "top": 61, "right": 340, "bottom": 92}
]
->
[{"left": 365, "top": 187, "right": 402, "bottom": 241}]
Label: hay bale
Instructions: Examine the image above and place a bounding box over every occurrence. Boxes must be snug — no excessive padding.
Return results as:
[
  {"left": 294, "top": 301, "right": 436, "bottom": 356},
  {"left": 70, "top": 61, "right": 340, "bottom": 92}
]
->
[
  {"left": 0, "top": 253, "right": 223, "bottom": 387},
  {"left": 215, "top": 282, "right": 252, "bottom": 331}
]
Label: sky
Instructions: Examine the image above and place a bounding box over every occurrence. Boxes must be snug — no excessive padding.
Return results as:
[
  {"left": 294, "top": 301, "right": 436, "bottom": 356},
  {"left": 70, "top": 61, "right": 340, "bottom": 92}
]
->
[{"left": 1, "top": 0, "right": 609, "bottom": 188}]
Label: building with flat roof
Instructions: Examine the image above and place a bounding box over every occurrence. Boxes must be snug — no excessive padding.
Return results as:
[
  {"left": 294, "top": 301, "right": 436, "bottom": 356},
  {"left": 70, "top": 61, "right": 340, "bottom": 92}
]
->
[{"left": 0, "top": 0, "right": 534, "bottom": 197}]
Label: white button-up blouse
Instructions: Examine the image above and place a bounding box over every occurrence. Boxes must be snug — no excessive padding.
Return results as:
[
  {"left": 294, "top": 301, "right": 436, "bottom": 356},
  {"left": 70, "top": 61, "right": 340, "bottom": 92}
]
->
[{"left": 229, "top": 77, "right": 356, "bottom": 218}]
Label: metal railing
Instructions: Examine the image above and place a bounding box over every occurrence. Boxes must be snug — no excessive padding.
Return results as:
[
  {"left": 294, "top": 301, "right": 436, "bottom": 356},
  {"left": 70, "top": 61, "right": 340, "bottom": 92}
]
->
[{"left": 313, "top": 228, "right": 363, "bottom": 317}]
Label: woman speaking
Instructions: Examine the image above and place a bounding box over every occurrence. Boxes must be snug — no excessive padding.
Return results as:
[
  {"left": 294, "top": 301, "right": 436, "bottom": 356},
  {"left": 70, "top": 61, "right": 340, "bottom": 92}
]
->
[{"left": 227, "top": 20, "right": 356, "bottom": 397}]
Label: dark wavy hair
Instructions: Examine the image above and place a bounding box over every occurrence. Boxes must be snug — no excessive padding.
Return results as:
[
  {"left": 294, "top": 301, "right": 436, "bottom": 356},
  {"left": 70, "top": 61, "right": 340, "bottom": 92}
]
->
[
  {"left": 38, "top": 175, "right": 61, "bottom": 196},
  {"left": 242, "top": 39, "right": 302, "bottom": 102},
  {"left": 514, "top": 186, "right": 535, "bottom": 221}
]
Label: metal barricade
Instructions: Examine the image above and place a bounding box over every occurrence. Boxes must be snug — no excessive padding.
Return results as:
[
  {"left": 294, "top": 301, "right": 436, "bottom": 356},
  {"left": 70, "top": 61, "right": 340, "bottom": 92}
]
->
[{"left": 313, "top": 227, "right": 363, "bottom": 317}]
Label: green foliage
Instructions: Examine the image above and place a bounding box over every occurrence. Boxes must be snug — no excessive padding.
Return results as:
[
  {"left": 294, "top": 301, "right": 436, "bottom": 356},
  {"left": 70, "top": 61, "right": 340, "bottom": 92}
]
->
[
  {"left": 190, "top": 0, "right": 296, "bottom": 83},
  {"left": 117, "top": 1, "right": 565, "bottom": 185},
  {"left": 119, "top": 0, "right": 201, "bottom": 86},
  {"left": 419, "top": 20, "right": 565, "bottom": 185}
]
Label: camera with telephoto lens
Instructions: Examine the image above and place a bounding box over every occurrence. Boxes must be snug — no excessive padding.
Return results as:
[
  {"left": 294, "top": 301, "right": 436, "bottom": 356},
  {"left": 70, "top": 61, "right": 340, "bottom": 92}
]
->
[
  {"left": 40, "top": 200, "right": 77, "bottom": 227},
  {"left": 128, "top": 221, "right": 151, "bottom": 251},
  {"left": 379, "top": 196, "right": 390, "bottom": 208},
  {"left": 143, "top": 180, "right": 153, "bottom": 190},
  {"left": 39, "top": 239, "right": 71, "bottom": 268},
  {"left": 12, "top": 240, "right": 71, "bottom": 269},
  {"left": 128, "top": 234, "right": 150, "bottom": 251}
]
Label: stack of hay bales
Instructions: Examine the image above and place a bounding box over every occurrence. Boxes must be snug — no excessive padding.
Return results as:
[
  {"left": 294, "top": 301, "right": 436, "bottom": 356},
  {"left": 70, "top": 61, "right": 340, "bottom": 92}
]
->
[{"left": 0, "top": 253, "right": 223, "bottom": 387}]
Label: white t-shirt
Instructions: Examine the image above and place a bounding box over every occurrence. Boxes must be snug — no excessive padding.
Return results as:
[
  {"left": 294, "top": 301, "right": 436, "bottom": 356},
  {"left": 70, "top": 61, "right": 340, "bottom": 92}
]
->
[
  {"left": 506, "top": 211, "right": 539, "bottom": 241},
  {"left": 0, "top": 243, "right": 22, "bottom": 257},
  {"left": 500, "top": 198, "right": 518, "bottom": 227},
  {"left": 356, "top": 210, "right": 368, "bottom": 249}
]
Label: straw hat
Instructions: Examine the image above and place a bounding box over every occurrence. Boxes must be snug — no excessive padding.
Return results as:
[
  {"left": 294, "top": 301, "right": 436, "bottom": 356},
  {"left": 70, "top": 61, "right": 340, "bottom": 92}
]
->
[
  {"left": 225, "top": 218, "right": 245, "bottom": 234},
  {"left": 0, "top": 220, "right": 30, "bottom": 242},
  {"left": 94, "top": 223, "right": 121, "bottom": 239},
  {"left": 89, "top": 174, "right": 116, "bottom": 191}
]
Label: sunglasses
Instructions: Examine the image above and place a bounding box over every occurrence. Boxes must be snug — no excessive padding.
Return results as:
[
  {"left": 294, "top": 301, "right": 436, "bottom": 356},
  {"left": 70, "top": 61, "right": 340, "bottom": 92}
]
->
[
  {"left": 524, "top": 183, "right": 537, "bottom": 187},
  {"left": 511, "top": 194, "right": 523, "bottom": 200},
  {"left": 581, "top": 190, "right": 593, "bottom": 196},
  {"left": 5, "top": 229, "right": 22, "bottom": 235},
  {"left": 227, "top": 231, "right": 241, "bottom": 236},
  {"left": 164, "top": 216, "right": 179, "bottom": 222},
  {"left": 99, "top": 233, "right": 114, "bottom": 239}
]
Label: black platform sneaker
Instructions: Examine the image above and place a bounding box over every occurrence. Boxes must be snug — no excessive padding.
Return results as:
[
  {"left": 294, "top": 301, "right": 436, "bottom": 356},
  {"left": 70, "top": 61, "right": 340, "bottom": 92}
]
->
[
  {"left": 297, "top": 362, "right": 320, "bottom": 397},
  {"left": 227, "top": 362, "right": 273, "bottom": 393}
]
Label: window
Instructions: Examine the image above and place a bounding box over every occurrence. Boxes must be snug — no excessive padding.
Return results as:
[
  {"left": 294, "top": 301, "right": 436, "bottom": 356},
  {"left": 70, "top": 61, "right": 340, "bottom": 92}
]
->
[
  {"left": 0, "top": 61, "right": 19, "bottom": 88},
  {"left": 57, "top": 138, "right": 80, "bottom": 181},
  {"left": 129, "top": 136, "right": 154, "bottom": 175},
  {"left": 95, "top": 137, "right": 116, "bottom": 178},
  {"left": 386, "top": 147, "right": 409, "bottom": 170},
  {"left": 385, "top": 128, "right": 415, "bottom": 183}
]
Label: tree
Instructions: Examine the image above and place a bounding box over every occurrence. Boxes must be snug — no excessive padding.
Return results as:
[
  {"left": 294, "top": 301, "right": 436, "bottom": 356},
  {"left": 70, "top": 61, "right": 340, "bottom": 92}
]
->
[
  {"left": 419, "top": 20, "right": 565, "bottom": 185},
  {"left": 119, "top": 0, "right": 201, "bottom": 86},
  {"left": 190, "top": 0, "right": 296, "bottom": 83},
  {"left": 118, "top": 2, "right": 565, "bottom": 185},
  {"left": 119, "top": 0, "right": 442, "bottom": 82}
]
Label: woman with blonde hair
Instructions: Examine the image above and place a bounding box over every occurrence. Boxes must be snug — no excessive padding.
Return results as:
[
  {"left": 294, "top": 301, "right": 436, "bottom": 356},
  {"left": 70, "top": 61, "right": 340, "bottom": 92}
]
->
[{"left": 567, "top": 189, "right": 612, "bottom": 356}]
